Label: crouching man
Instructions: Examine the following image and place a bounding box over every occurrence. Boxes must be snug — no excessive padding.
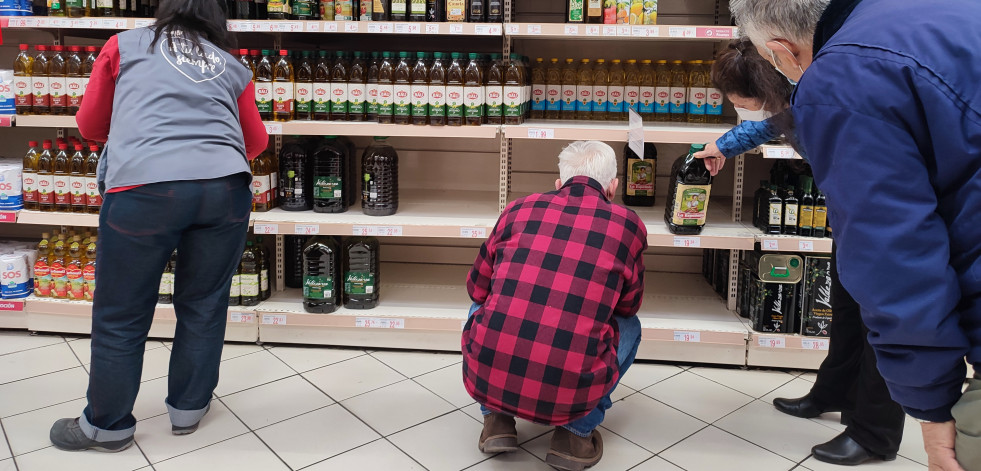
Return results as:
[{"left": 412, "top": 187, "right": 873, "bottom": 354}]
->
[{"left": 462, "top": 141, "right": 648, "bottom": 471}]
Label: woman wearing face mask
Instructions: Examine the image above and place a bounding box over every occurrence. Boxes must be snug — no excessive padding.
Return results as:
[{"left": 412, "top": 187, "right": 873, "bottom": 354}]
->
[{"left": 693, "top": 38, "right": 796, "bottom": 175}]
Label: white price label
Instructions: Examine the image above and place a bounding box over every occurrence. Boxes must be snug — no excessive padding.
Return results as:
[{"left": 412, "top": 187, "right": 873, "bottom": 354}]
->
[
  {"left": 269, "top": 22, "right": 286, "bottom": 32},
  {"left": 231, "top": 21, "right": 252, "bottom": 31},
  {"left": 475, "top": 24, "right": 493, "bottom": 35},
  {"left": 762, "top": 239, "right": 779, "bottom": 251},
  {"left": 264, "top": 123, "right": 283, "bottom": 135},
  {"left": 261, "top": 314, "right": 287, "bottom": 325},
  {"left": 345, "top": 22, "right": 359, "bottom": 32},
  {"left": 325, "top": 22, "right": 339, "bottom": 32},
  {"left": 564, "top": 25, "right": 580, "bottom": 36},
  {"left": 764, "top": 147, "right": 798, "bottom": 159},
  {"left": 801, "top": 338, "right": 830, "bottom": 350},
  {"left": 506, "top": 23, "right": 520, "bottom": 35},
  {"left": 527, "top": 24, "right": 542, "bottom": 35},
  {"left": 135, "top": 19, "right": 154, "bottom": 28},
  {"left": 286, "top": 22, "right": 303, "bottom": 32},
  {"left": 356, "top": 317, "right": 406, "bottom": 329},
  {"left": 295, "top": 224, "right": 320, "bottom": 235},
  {"left": 460, "top": 227, "right": 487, "bottom": 238},
  {"left": 253, "top": 21, "right": 273, "bottom": 32},
  {"left": 380, "top": 23, "right": 394, "bottom": 33},
  {"left": 668, "top": 26, "right": 696, "bottom": 38},
  {"left": 527, "top": 128, "right": 555, "bottom": 139},
  {"left": 799, "top": 240, "right": 814, "bottom": 252},
  {"left": 306, "top": 21, "right": 322, "bottom": 32},
  {"left": 674, "top": 331, "right": 701, "bottom": 343},
  {"left": 408, "top": 23, "right": 421, "bottom": 34},
  {"left": 617, "top": 25, "right": 631, "bottom": 37},
  {"left": 758, "top": 336, "right": 786, "bottom": 348},
  {"left": 632, "top": 26, "right": 658, "bottom": 37},
  {"left": 602, "top": 25, "right": 618, "bottom": 36},
  {"left": 367, "top": 23, "right": 381, "bottom": 33},
  {"left": 585, "top": 25, "right": 600, "bottom": 36},
  {"left": 254, "top": 223, "right": 279, "bottom": 235},
  {"left": 673, "top": 237, "right": 701, "bottom": 248},
  {"left": 230, "top": 312, "right": 255, "bottom": 323},
  {"left": 352, "top": 225, "right": 404, "bottom": 236},
  {"left": 425, "top": 23, "right": 440, "bottom": 34},
  {"left": 449, "top": 24, "right": 464, "bottom": 34}
]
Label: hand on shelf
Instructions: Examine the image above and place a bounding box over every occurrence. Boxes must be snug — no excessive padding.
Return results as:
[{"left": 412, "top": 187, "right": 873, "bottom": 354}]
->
[{"left": 693, "top": 142, "right": 726, "bottom": 176}]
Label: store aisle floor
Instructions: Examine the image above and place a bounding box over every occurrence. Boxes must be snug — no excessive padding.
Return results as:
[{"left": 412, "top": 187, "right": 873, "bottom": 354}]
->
[{"left": 0, "top": 330, "right": 929, "bottom": 471}]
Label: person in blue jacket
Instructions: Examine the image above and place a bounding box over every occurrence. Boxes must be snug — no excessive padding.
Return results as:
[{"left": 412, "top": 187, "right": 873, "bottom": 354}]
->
[{"left": 732, "top": 0, "right": 981, "bottom": 470}]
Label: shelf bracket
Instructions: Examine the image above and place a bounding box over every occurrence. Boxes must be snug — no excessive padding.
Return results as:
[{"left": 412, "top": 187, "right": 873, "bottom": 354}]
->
[
  {"left": 728, "top": 249, "right": 740, "bottom": 311},
  {"left": 275, "top": 234, "right": 285, "bottom": 293}
]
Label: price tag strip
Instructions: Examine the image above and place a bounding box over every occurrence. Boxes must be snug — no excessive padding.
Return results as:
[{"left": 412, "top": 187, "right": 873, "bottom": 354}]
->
[
  {"left": 673, "top": 331, "right": 701, "bottom": 343},
  {"left": 761, "top": 239, "right": 780, "bottom": 251},
  {"left": 253, "top": 223, "right": 279, "bottom": 235},
  {"left": 526, "top": 128, "right": 555, "bottom": 139},
  {"left": 460, "top": 227, "right": 487, "bottom": 238},
  {"left": 352, "top": 225, "right": 403, "bottom": 236},
  {"left": 757, "top": 336, "right": 786, "bottom": 349},
  {"left": 673, "top": 237, "right": 701, "bottom": 248},
  {"left": 801, "top": 338, "right": 830, "bottom": 350},
  {"left": 264, "top": 122, "right": 283, "bottom": 135},
  {"left": 261, "top": 314, "right": 287, "bottom": 325},
  {"left": 355, "top": 317, "right": 405, "bottom": 329},
  {"left": 295, "top": 224, "right": 320, "bottom": 235},
  {"left": 229, "top": 312, "right": 256, "bottom": 324}
]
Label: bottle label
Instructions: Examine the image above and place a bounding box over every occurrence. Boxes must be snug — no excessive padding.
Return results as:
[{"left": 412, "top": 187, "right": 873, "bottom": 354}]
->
[
  {"left": 70, "top": 176, "right": 86, "bottom": 206},
  {"left": 367, "top": 83, "right": 380, "bottom": 115},
  {"left": 330, "top": 82, "right": 349, "bottom": 113},
  {"left": 313, "top": 82, "right": 330, "bottom": 115},
  {"left": 261, "top": 269, "right": 269, "bottom": 292},
  {"left": 546, "top": 85, "right": 562, "bottom": 111},
  {"left": 625, "top": 86, "right": 641, "bottom": 111},
  {"left": 785, "top": 204, "right": 799, "bottom": 226},
  {"left": 96, "top": 0, "right": 112, "bottom": 7},
  {"left": 85, "top": 176, "right": 101, "bottom": 208},
  {"left": 292, "top": 0, "right": 312, "bottom": 15},
  {"left": 607, "top": 86, "right": 625, "bottom": 112},
  {"left": 592, "top": 85, "right": 607, "bottom": 112},
  {"left": 576, "top": 84, "right": 593, "bottom": 112},
  {"left": 671, "top": 184, "right": 711, "bottom": 226},
  {"left": 22, "top": 172, "right": 38, "bottom": 203},
  {"left": 639, "top": 86, "right": 656, "bottom": 114},
  {"left": 54, "top": 175, "right": 70, "bottom": 205},
  {"left": 377, "top": 84, "right": 394, "bottom": 115},
  {"left": 688, "top": 87, "right": 707, "bottom": 115},
  {"left": 159, "top": 272, "right": 174, "bottom": 296},
  {"left": 411, "top": 84, "right": 429, "bottom": 117},
  {"left": 769, "top": 203, "right": 783, "bottom": 225},
  {"left": 446, "top": 86, "right": 464, "bottom": 118},
  {"left": 49, "top": 261, "right": 66, "bottom": 298},
  {"left": 532, "top": 84, "right": 546, "bottom": 111},
  {"left": 373, "top": 0, "right": 386, "bottom": 13},
  {"left": 33, "top": 76, "right": 50, "bottom": 108},
  {"left": 314, "top": 176, "right": 342, "bottom": 200},
  {"left": 240, "top": 274, "right": 260, "bottom": 297},
  {"left": 295, "top": 83, "right": 313, "bottom": 115},
  {"left": 813, "top": 207, "right": 828, "bottom": 229},
  {"left": 410, "top": 0, "right": 425, "bottom": 14},
  {"left": 303, "top": 276, "right": 333, "bottom": 299},
  {"left": 67, "top": 0, "right": 83, "bottom": 8},
  {"left": 626, "top": 159, "right": 654, "bottom": 196},
  {"left": 34, "top": 261, "right": 51, "bottom": 297},
  {"left": 799, "top": 205, "right": 814, "bottom": 229},
  {"left": 66, "top": 77, "right": 85, "bottom": 108},
  {"left": 83, "top": 265, "right": 95, "bottom": 301},
  {"left": 349, "top": 83, "right": 367, "bottom": 115},
  {"left": 707, "top": 88, "right": 724, "bottom": 116},
  {"left": 67, "top": 263, "right": 84, "bottom": 300},
  {"left": 255, "top": 82, "right": 273, "bottom": 114},
  {"left": 345, "top": 271, "right": 375, "bottom": 295},
  {"left": 268, "top": 0, "right": 288, "bottom": 13},
  {"left": 485, "top": 86, "right": 503, "bottom": 117},
  {"left": 567, "top": 0, "right": 583, "bottom": 21},
  {"left": 394, "top": 84, "right": 412, "bottom": 117},
  {"left": 360, "top": 1, "right": 371, "bottom": 19},
  {"left": 392, "top": 0, "right": 406, "bottom": 14},
  {"left": 14, "top": 77, "right": 32, "bottom": 108},
  {"left": 428, "top": 85, "right": 446, "bottom": 116},
  {"left": 503, "top": 86, "right": 522, "bottom": 117},
  {"left": 335, "top": 0, "right": 354, "bottom": 19},
  {"left": 273, "top": 82, "right": 294, "bottom": 114},
  {"left": 654, "top": 86, "right": 670, "bottom": 114},
  {"left": 446, "top": 0, "right": 465, "bottom": 20},
  {"left": 561, "top": 85, "right": 577, "bottom": 112},
  {"left": 464, "top": 86, "right": 483, "bottom": 118},
  {"left": 252, "top": 175, "right": 271, "bottom": 204},
  {"left": 669, "top": 87, "right": 687, "bottom": 114},
  {"left": 38, "top": 174, "right": 54, "bottom": 204},
  {"left": 229, "top": 274, "right": 241, "bottom": 297}
]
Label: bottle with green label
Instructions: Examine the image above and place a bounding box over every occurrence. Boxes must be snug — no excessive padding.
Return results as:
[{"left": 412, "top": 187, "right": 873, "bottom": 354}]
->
[
  {"left": 303, "top": 236, "right": 341, "bottom": 314},
  {"left": 622, "top": 142, "right": 657, "bottom": 207},
  {"left": 798, "top": 177, "right": 814, "bottom": 237},
  {"left": 813, "top": 189, "right": 828, "bottom": 238},
  {"left": 463, "top": 52, "right": 484, "bottom": 125},
  {"left": 312, "top": 136, "right": 349, "bottom": 214},
  {"left": 267, "top": 0, "right": 289, "bottom": 19},
  {"left": 240, "top": 242, "right": 261, "bottom": 306},
  {"left": 291, "top": 0, "right": 315, "bottom": 19},
  {"left": 566, "top": 0, "right": 584, "bottom": 23},
  {"left": 344, "top": 236, "right": 380, "bottom": 309},
  {"left": 393, "top": 52, "right": 413, "bottom": 125},
  {"left": 664, "top": 143, "right": 713, "bottom": 235},
  {"left": 767, "top": 186, "right": 783, "bottom": 235}
]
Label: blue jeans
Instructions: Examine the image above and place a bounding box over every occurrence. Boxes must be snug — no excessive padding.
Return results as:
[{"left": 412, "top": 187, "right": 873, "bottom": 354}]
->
[
  {"left": 471, "top": 303, "right": 642, "bottom": 437},
  {"left": 79, "top": 173, "right": 252, "bottom": 442}
]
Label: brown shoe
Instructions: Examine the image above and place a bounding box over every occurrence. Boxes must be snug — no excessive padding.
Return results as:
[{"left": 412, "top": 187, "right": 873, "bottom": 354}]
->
[
  {"left": 545, "top": 427, "right": 603, "bottom": 471},
  {"left": 478, "top": 412, "right": 518, "bottom": 453}
]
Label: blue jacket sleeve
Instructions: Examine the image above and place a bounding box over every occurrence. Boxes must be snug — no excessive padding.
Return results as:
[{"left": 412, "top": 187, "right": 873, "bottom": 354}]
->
[
  {"left": 714, "top": 114, "right": 781, "bottom": 158},
  {"left": 793, "top": 53, "right": 970, "bottom": 422}
]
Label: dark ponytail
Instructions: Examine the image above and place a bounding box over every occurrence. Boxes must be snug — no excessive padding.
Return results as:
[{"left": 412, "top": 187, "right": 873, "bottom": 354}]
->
[
  {"left": 149, "top": 0, "right": 234, "bottom": 53},
  {"left": 711, "top": 38, "right": 793, "bottom": 114}
]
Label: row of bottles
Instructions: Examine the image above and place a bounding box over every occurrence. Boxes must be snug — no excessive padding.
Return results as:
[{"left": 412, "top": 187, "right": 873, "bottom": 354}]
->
[
  {"left": 21, "top": 138, "right": 103, "bottom": 214},
  {"left": 13, "top": 43, "right": 98, "bottom": 116},
  {"left": 33, "top": 229, "right": 98, "bottom": 301},
  {"left": 244, "top": 49, "right": 528, "bottom": 125},
  {"left": 235, "top": 0, "right": 502, "bottom": 22},
  {"left": 565, "top": 0, "right": 656, "bottom": 25},
  {"left": 158, "top": 237, "right": 273, "bottom": 306},
  {"left": 38, "top": 0, "right": 156, "bottom": 17},
  {"left": 753, "top": 177, "right": 829, "bottom": 238},
  {"left": 530, "top": 57, "right": 723, "bottom": 123},
  {"left": 296, "top": 235, "right": 380, "bottom": 313}
]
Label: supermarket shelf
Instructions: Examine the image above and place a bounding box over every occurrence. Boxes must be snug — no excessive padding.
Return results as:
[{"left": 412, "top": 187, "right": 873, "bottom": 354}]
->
[
  {"left": 506, "top": 23, "right": 738, "bottom": 41},
  {"left": 3, "top": 16, "right": 140, "bottom": 29},
  {"left": 629, "top": 197, "right": 757, "bottom": 250},
  {"left": 23, "top": 295, "right": 259, "bottom": 342},
  {"left": 15, "top": 210, "right": 100, "bottom": 227},
  {"left": 0, "top": 300, "right": 28, "bottom": 330},
  {"left": 755, "top": 233, "right": 833, "bottom": 253},
  {"left": 13, "top": 114, "right": 77, "bottom": 128},
  {"left": 746, "top": 330, "right": 829, "bottom": 370},
  {"left": 504, "top": 121, "right": 732, "bottom": 144},
  {"left": 759, "top": 144, "right": 803, "bottom": 160},
  {"left": 266, "top": 120, "right": 500, "bottom": 139},
  {"left": 253, "top": 190, "right": 499, "bottom": 238}
]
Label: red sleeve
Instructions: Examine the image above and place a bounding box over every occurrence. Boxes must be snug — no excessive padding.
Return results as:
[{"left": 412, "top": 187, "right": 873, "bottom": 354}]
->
[
  {"left": 76, "top": 35, "right": 119, "bottom": 143},
  {"left": 613, "top": 218, "right": 648, "bottom": 318},
  {"left": 238, "top": 82, "right": 268, "bottom": 161}
]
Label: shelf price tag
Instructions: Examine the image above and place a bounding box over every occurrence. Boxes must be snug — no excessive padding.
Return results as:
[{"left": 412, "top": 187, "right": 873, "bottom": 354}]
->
[
  {"left": 380, "top": 23, "right": 394, "bottom": 33},
  {"left": 425, "top": 23, "right": 440, "bottom": 34},
  {"left": 134, "top": 19, "right": 154, "bottom": 28},
  {"left": 764, "top": 147, "right": 798, "bottom": 159},
  {"left": 253, "top": 223, "right": 279, "bottom": 235},
  {"left": 601, "top": 25, "right": 617, "bottom": 36},
  {"left": 264, "top": 123, "right": 283, "bottom": 135},
  {"left": 527, "top": 128, "right": 555, "bottom": 139},
  {"left": 324, "top": 22, "right": 339, "bottom": 32},
  {"left": 344, "top": 22, "right": 359, "bottom": 32},
  {"left": 506, "top": 23, "right": 520, "bottom": 35},
  {"left": 0, "top": 212, "right": 16, "bottom": 223},
  {"left": 757, "top": 336, "right": 786, "bottom": 348},
  {"left": 0, "top": 301, "right": 25, "bottom": 312},
  {"left": 475, "top": 24, "right": 493, "bottom": 35},
  {"left": 616, "top": 25, "right": 631, "bottom": 37},
  {"left": 673, "top": 236, "right": 701, "bottom": 248},
  {"left": 460, "top": 227, "right": 487, "bottom": 238},
  {"left": 229, "top": 312, "right": 255, "bottom": 323},
  {"left": 801, "top": 338, "right": 830, "bottom": 350},
  {"left": 367, "top": 23, "right": 381, "bottom": 33},
  {"left": 261, "top": 314, "right": 287, "bottom": 325},
  {"left": 668, "top": 26, "right": 696, "bottom": 38},
  {"left": 306, "top": 21, "right": 321, "bottom": 32},
  {"left": 295, "top": 224, "right": 320, "bottom": 235},
  {"left": 408, "top": 23, "right": 422, "bottom": 34},
  {"left": 762, "top": 239, "right": 779, "bottom": 251},
  {"left": 0, "top": 116, "right": 12, "bottom": 128},
  {"left": 673, "top": 331, "right": 701, "bottom": 343},
  {"left": 564, "top": 24, "right": 580, "bottom": 36},
  {"left": 449, "top": 23, "right": 464, "bottom": 34},
  {"left": 799, "top": 240, "right": 814, "bottom": 252},
  {"left": 527, "top": 24, "right": 542, "bottom": 35},
  {"left": 631, "top": 26, "right": 658, "bottom": 37},
  {"left": 356, "top": 317, "right": 406, "bottom": 329}
]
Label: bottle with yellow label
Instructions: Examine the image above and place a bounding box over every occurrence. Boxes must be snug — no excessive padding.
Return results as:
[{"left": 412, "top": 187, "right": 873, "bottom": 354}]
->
[
  {"left": 668, "top": 60, "right": 687, "bottom": 123},
  {"left": 687, "top": 60, "right": 709, "bottom": 123},
  {"left": 813, "top": 189, "right": 827, "bottom": 238},
  {"left": 798, "top": 177, "right": 814, "bottom": 237},
  {"left": 664, "top": 144, "right": 712, "bottom": 235}
]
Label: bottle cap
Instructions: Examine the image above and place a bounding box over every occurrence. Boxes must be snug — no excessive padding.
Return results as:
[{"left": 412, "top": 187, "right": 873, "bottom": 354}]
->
[
  {"left": 89, "top": 145, "right": 98, "bottom": 152},
  {"left": 260, "top": 49, "right": 270, "bottom": 56},
  {"left": 250, "top": 49, "right": 260, "bottom": 56},
  {"left": 689, "top": 143, "right": 706, "bottom": 153},
  {"left": 550, "top": 57, "right": 558, "bottom": 62},
  {"left": 239, "top": 49, "right": 248, "bottom": 55},
  {"left": 416, "top": 51, "right": 425, "bottom": 59},
  {"left": 399, "top": 51, "right": 409, "bottom": 58},
  {"left": 52, "top": 45, "right": 64, "bottom": 52},
  {"left": 70, "top": 45, "right": 81, "bottom": 52},
  {"left": 642, "top": 59, "right": 652, "bottom": 64},
  {"left": 85, "top": 46, "right": 97, "bottom": 52},
  {"left": 59, "top": 143, "right": 68, "bottom": 150},
  {"left": 28, "top": 141, "right": 38, "bottom": 147},
  {"left": 19, "top": 44, "right": 28, "bottom": 50},
  {"left": 383, "top": 51, "right": 392, "bottom": 58},
  {"left": 580, "top": 58, "right": 590, "bottom": 63},
  {"left": 318, "top": 50, "right": 327, "bottom": 57},
  {"left": 450, "top": 52, "right": 460, "bottom": 59},
  {"left": 433, "top": 52, "right": 443, "bottom": 59},
  {"left": 36, "top": 45, "right": 47, "bottom": 51},
  {"left": 75, "top": 144, "right": 83, "bottom": 151}
]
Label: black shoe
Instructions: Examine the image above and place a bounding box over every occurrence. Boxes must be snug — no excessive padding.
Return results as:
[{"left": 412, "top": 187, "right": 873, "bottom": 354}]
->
[
  {"left": 773, "top": 394, "right": 837, "bottom": 419},
  {"left": 812, "top": 433, "right": 897, "bottom": 466}
]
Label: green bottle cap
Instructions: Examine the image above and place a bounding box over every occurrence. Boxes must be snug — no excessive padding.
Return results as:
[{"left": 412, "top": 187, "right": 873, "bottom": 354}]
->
[
  {"left": 301, "top": 50, "right": 311, "bottom": 58},
  {"left": 335, "top": 51, "right": 345, "bottom": 58},
  {"left": 383, "top": 51, "right": 392, "bottom": 58},
  {"left": 434, "top": 52, "right": 443, "bottom": 59},
  {"left": 399, "top": 51, "right": 409, "bottom": 58},
  {"left": 325, "top": 135, "right": 338, "bottom": 138},
  {"left": 260, "top": 49, "right": 270, "bottom": 56},
  {"left": 417, "top": 51, "right": 426, "bottom": 59},
  {"left": 353, "top": 51, "right": 363, "bottom": 58},
  {"left": 247, "top": 241, "right": 253, "bottom": 246},
  {"left": 318, "top": 50, "right": 327, "bottom": 58},
  {"left": 510, "top": 53, "right": 521, "bottom": 61},
  {"left": 451, "top": 52, "right": 460, "bottom": 59},
  {"left": 690, "top": 143, "right": 706, "bottom": 153},
  {"left": 468, "top": 52, "right": 478, "bottom": 60}
]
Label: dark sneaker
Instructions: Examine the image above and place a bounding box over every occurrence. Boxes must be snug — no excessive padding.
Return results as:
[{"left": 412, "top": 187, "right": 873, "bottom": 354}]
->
[
  {"left": 478, "top": 412, "right": 518, "bottom": 453},
  {"left": 49, "top": 418, "right": 134, "bottom": 453},
  {"left": 172, "top": 403, "right": 210, "bottom": 435},
  {"left": 545, "top": 427, "right": 603, "bottom": 471}
]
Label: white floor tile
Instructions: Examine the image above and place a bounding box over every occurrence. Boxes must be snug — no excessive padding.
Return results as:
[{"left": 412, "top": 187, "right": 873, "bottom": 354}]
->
[
  {"left": 388, "top": 410, "right": 487, "bottom": 471},
  {"left": 610, "top": 384, "right": 636, "bottom": 403},
  {"left": 660, "top": 426, "right": 796, "bottom": 471},
  {"left": 15, "top": 443, "right": 149, "bottom": 471},
  {"left": 631, "top": 456, "right": 685, "bottom": 470},
  {"left": 595, "top": 393, "right": 706, "bottom": 454},
  {"left": 466, "top": 449, "right": 552, "bottom": 471},
  {"left": 218, "top": 343, "right": 265, "bottom": 362},
  {"left": 0, "top": 332, "right": 64, "bottom": 356},
  {"left": 0, "top": 424, "right": 8, "bottom": 460},
  {"left": 135, "top": 401, "right": 249, "bottom": 464},
  {"left": 799, "top": 372, "right": 818, "bottom": 383},
  {"left": 254, "top": 404, "right": 379, "bottom": 470},
  {"left": 801, "top": 455, "right": 926, "bottom": 470},
  {"left": 304, "top": 439, "right": 425, "bottom": 471},
  {"left": 413, "top": 364, "right": 474, "bottom": 408},
  {"left": 153, "top": 432, "right": 289, "bottom": 471},
  {"left": 213, "top": 350, "right": 294, "bottom": 397},
  {"left": 460, "top": 403, "right": 553, "bottom": 445},
  {"left": 618, "top": 363, "right": 685, "bottom": 392},
  {"left": 0, "top": 343, "right": 80, "bottom": 385},
  {"left": 689, "top": 367, "right": 796, "bottom": 398},
  {"left": 0, "top": 458, "right": 14, "bottom": 471},
  {"left": 0, "top": 368, "right": 88, "bottom": 417},
  {"left": 641, "top": 372, "right": 753, "bottom": 423},
  {"left": 898, "top": 416, "right": 927, "bottom": 465},
  {"left": 268, "top": 345, "right": 366, "bottom": 373},
  {"left": 139, "top": 347, "right": 173, "bottom": 383},
  {"left": 371, "top": 350, "right": 462, "bottom": 378},
  {"left": 133, "top": 376, "right": 169, "bottom": 421},
  {"left": 808, "top": 412, "right": 846, "bottom": 432},
  {"left": 302, "top": 355, "right": 404, "bottom": 401},
  {"left": 221, "top": 375, "right": 333, "bottom": 430},
  {"left": 715, "top": 400, "right": 839, "bottom": 462},
  {"left": 1, "top": 398, "right": 86, "bottom": 456},
  {"left": 68, "top": 338, "right": 166, "bottom": 366},
  {"left": 342, "top": 379, "right": 455, "bottom": 436},
  {"left": 521, "top": 426, "right": 654, "bottom": 471}
]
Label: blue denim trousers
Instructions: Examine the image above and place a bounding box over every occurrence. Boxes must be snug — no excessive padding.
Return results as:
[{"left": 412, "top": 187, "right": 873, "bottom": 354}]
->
[
  {"left": 79, "top": 173, "right": 252, "bottom": 442},
  {"left": 470, "top": 303, "right": 643, "bottom": 437}
]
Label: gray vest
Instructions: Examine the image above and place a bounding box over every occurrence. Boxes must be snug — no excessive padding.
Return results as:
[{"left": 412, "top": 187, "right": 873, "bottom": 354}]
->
[{"left": 100, "top": 28, "right": 253, "bottom": 191}]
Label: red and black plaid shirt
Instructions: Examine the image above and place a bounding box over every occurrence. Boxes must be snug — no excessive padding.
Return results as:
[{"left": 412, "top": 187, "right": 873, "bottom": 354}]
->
[{"left": 462, "top": 176, "right": 647, "bottom": 425}]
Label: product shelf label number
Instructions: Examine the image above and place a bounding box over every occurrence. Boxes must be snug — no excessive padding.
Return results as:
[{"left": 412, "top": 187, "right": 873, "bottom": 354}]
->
[
  {"left": 254, "top": 223, "right": 279, "bottom": 235},
  {"left": 356, "top": 317, "right": 405, "bottom": 329},
  {"left": 673, "top": 237, "right": 701, "bottom": 248},
  {"left": 230, "top": 312, "right": 255, "bottom": 323},
  {"left": 261, "top": 314, "right": 287, "bottom": 325},
  {"left": 460, "top": 227, "right": 487, "bottom": 238},
  {"left": 294, "top": 224, "right": 320, "bottom": 235},
  {"left": 352, "top": 225, "right": 403, "bottom": 237},
  {"left": 801, "top": 338, "right": 830, "bottom": 350},
  {"left": 673, "top": 331, "right": 701, "bottom": 343},
  {"left": 757, "top": 336, "right": 786, "bottom": 348}
]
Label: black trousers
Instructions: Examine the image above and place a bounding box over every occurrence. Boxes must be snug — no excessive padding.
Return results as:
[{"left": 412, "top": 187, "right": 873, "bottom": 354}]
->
[{"left": 808, "top": 248, "right": 906, "bottom": 456}]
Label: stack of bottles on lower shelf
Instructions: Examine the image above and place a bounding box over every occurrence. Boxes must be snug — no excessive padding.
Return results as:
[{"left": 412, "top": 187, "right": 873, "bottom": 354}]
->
[
  {"left": 0, "top": 238, "right": 38, "bottom": 299},
  {"left": 752, "top": 160, "right": 830, "bottom": 238},
  {"left": 158, "top": 236, "right": 273, "bottom": 307},
  {"left": 20, "top": 137, "right": 103, "bottom": 214},
  {"left": 31, "top": 229, "right": 97, "bottom": 302},
  {"left": 283, "top": 235, "right": 381, "bottom": 313}
]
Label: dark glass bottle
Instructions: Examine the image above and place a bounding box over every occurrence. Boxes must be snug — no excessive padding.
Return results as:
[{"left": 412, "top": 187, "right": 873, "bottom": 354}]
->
[
  {"left": 254, "top": 236, "right": 272, "bottom": 300},
  {"left": 753, "top": 180, "right": 769, "bottom": 230},
  {"left": 303, "top": 236, "right": 341, "bottom": 314},
  {"left": 798, "top": 177, "right": 814, "bottom": 237},
  {"left": 782, "top": 188, "right": 799, "bottom": 235},
  {"left": 343, "top": 237, "right": 380, "bottom": 309},
  {"left": 408, "top": 0, "right": 425, "bottom": 21},
  {"left": 312, "top": 136, "right": 349, "bottom": 214},
  {"left": 467, "top": 0, "right": 484, "bottom": 22},
  {"left": 621, "top": 142, "right": 657, "bottom": 207},
  {"left": 664, "top": 144, "right": 712, "bottom": 235},
  {"left": 361, "top": 137, "right": 399, "bottom": 216},
  {"left": 372, "top": 0, "right": 390, "bottom": 21},
  {"left": 279, "top": 140, "right": 312, "bottom": 211},
  {"left": 390, "top": 0, "right": 407, "bottom": 20},
  {"left": 426, "top": 0, "right": 442, "bottom": 21},
  {"left": 235, "top": 0, "right": 255, "bottom": 19},
  {"left": 158, "top": 250, "right": 176, "bottom": 304},
  {"left": 767, "top": 186, "right": 783, "bottom": 235},
  {"left": 486, "top": 0, "right": 501, "bottom": 21},
  {"left": 240, "top": 241, "right": 261, "bottom": 306},
  {"left": 813, "top": 190, "right": 828, "bottom": 238}
]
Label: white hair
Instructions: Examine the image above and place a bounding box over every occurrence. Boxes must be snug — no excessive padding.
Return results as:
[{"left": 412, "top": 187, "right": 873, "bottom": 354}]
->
[
  {"left": 557, "top": 141, "right": 618, "bottom": 190},
  {"left": 730, "top": 0, "right": 830, "bottom": 49}
]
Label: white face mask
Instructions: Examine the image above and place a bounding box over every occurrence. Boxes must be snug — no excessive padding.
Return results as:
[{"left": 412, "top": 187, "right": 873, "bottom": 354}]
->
[
  {"left": 768, "top": 41, "right": 805, "bottom": 85},
  {"left": 735, "top": 107, "right": 773, "bottom": 122}
]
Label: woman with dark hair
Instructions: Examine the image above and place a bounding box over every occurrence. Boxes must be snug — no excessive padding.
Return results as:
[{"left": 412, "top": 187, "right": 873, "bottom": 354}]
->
[{"left": 49, "top": 0, "right": 267, "bottom": 452}]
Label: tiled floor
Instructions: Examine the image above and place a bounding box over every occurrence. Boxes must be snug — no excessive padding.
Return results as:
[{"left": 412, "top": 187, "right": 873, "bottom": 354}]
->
[{"left": 0, "top": 330, "right": 930, "bottom": 471}]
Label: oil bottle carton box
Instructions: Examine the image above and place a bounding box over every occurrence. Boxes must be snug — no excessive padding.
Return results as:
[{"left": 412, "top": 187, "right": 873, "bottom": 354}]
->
[
  {"left": 800, "top": 255, "right": 833, "bottom": 336},
  {"left": 751, "top": 279, "right": 798, "bottom": 333}
]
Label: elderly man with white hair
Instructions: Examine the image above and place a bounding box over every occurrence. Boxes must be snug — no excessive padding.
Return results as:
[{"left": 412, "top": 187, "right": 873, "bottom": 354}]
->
[
  {"left": 731, "top": 0, "right": 981, "bottom": 470},
  {"left": 462, "top": 140, "right": 647, "bottom": 471}
]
